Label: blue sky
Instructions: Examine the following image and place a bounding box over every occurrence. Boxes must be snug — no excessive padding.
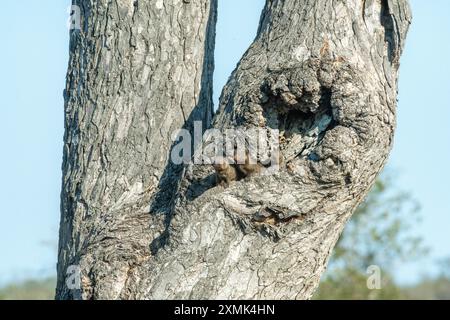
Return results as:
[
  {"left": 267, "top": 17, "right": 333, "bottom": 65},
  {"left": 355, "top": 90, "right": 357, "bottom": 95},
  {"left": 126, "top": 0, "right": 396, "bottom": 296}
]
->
[{"left": 0, "top": 0, "right": 448, "bottom": 286}]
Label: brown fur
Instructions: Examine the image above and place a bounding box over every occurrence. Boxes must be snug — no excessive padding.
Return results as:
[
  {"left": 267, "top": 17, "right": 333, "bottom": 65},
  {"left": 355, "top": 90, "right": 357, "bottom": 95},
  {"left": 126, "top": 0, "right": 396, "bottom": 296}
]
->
[
  {"left": 213, "top": 159, "right": 238, "bottom": 188},
  {"left": 235, "top": 151, "right": 261, "bottom": 177},
  {"left": 213, "top": 151, "right": 285, "bottom": 188}
]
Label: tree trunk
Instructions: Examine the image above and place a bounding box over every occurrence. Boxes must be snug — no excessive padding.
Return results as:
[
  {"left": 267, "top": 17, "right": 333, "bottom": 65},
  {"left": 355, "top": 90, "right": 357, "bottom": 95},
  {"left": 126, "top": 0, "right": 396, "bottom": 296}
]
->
[
  {"left": 56, "top": 0, "right": 411, "bottom": 300},
  {"left": 56, "top": 0, "right": 217, "bottom": 299}
]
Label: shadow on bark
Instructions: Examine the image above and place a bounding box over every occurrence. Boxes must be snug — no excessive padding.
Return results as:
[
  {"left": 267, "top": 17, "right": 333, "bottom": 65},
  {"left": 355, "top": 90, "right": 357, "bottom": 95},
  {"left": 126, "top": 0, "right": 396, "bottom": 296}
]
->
[{"left": 149, "top": 0, "right": 218, "bottom": 256}]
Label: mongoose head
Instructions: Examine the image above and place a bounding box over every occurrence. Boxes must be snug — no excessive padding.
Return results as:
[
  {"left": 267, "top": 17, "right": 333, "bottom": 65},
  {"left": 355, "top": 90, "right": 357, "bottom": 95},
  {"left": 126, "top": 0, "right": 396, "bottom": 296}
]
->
[
  {"left": 212, "top": 156, "right": 231, "bottom": 172},
  {"left": 213, "top": 162, "right": 228, "bottom": 172}
]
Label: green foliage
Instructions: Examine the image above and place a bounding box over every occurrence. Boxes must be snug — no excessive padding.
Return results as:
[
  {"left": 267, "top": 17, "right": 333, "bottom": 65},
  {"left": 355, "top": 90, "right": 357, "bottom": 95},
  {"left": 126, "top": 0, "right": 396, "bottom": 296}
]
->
[
  {"left": 331, "top": 173, "right": 427, "bottom": 270},
  {"left": 0, "top": 278, "right": 55, "bottom": 300},
  {"left": 402, "top": 258, "right": 450, "bottom": 300},
  {"left": 314, "top": 268, "right": 404, "bottom": 300},
  {"left": 316, "top": 171, "right": 428, "bottom": 299},
  {"left": 402, "top": 276, "right": 450, "bottom": 300}
]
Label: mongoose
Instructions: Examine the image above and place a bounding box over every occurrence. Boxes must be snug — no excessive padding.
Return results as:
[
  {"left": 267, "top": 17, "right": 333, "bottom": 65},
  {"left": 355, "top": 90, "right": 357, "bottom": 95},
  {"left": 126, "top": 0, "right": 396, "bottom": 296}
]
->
[
  {"left": 213, "top": 151, "right": 284, "bottom": 187},
  {"left": 213, "top": 152, "right": 262, "bottom": 188},
  {"left": 213, "top": 157, "right": 238, "bottom": 188},
  {"left": 235, "top": 151, "right": 261, "bottom": 177}
]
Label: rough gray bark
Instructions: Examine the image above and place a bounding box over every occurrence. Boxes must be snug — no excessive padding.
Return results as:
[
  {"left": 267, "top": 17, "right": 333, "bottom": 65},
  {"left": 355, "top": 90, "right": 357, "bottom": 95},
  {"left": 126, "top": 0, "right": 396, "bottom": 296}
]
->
[
  {"left": 56, "top": 0, "right": 217, "bottom": 299},
  {"left": 57, "top": 0, "right": 411, "bottom": 300}
]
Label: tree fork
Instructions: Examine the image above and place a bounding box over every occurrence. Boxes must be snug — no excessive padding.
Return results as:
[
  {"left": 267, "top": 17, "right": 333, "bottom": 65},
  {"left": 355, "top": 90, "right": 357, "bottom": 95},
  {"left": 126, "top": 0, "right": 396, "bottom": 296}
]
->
[{"left": 56, "top": 0, "right": 411, "bottom": 300}]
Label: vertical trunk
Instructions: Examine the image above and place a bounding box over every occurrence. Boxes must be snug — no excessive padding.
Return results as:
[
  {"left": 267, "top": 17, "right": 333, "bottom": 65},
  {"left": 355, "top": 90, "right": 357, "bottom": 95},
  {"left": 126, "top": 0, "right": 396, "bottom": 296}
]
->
[
  {"left": 57, "top": 0, "right": 411, "bottom": 300},
  {"left": 56, "top": 0, "right": 217, "bottom": 299}
]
